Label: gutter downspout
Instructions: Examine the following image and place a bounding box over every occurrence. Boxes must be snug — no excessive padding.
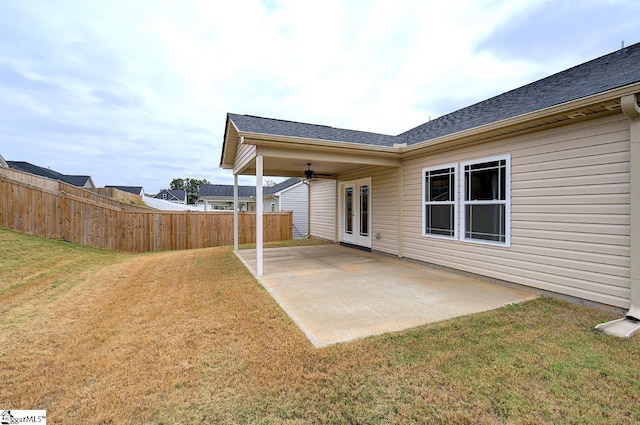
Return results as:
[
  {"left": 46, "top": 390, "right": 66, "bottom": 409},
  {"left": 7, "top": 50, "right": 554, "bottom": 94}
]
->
[
  {"left": 596, "top": 93, "right": 640, "bottom": 337},
  {"left": 621, "top": 93, "right": 640, "bottom": 321}
]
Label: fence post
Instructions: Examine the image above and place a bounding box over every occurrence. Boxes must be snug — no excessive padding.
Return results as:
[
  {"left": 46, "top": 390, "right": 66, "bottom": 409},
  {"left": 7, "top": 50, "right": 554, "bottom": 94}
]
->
[
  {"left": 186, "top": 210, "right": 191, "bottom": 250},
  {"left": 0, "top": 176, "right": 4, "bottom": 227},
  {"left": 120, "top": 209, "right": 126, "bottom": 251},
  {"left": 59, "top": 191, "right": 67, "bottom": 241}
]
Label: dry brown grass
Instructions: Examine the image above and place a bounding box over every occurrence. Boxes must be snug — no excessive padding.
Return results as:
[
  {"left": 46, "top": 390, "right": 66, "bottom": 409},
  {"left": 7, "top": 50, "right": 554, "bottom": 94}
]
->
[{"left": 1, "top": 228, "right": 640, "bottom": 424}]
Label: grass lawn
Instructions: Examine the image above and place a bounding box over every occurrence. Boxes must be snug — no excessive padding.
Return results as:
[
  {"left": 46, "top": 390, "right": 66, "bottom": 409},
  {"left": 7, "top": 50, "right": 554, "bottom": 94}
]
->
[{"left": 1, "top": 227, "right": 639, "bottom": 424}]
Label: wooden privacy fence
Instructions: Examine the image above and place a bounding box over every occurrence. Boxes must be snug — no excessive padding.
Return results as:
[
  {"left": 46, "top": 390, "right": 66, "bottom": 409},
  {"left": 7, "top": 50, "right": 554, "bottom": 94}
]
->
[
  {"left": 0, "top": 175, "right": 292, "bottom": 252},
  {"left": 91, "top": 187, "right": 143, "bottom": 203},
  {"left": 0, "top": 167, "right": 150, "bottom": 211}
]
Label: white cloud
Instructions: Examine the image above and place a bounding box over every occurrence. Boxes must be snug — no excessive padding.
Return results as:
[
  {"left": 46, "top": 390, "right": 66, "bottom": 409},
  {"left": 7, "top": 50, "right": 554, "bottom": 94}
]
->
[{"left": 1, "top": 0, "right": 638, "bottom": 191}]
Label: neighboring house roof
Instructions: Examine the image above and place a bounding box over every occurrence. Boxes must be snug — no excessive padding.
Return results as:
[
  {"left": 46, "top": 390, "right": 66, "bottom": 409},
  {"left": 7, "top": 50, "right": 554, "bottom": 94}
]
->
[
  {"left": 225, "top": 42, "right": 640, "bottom": 149},
  {"left": 0, "top": 154, "right": 7, "bottom": 168},
  {"left": 199, "top": 184, "right": 256, "bottom": 198},
  {"left": 63, "top": 175, "right": 94, "bottom": 187},
  {"left": 155, "top": 189, "right": 185, "bottom": 201},
  {"left": 105, "top": 185, "right": 144, "bottom": 196},
  {"left": 199, "top": 178, "right": 302, "bottom": 199},
  {"left": 7, "top": 160, "right": 93, "bottom": 187},
  {"left": 264, "top": 177, "right": 302, "bottom": 195}
]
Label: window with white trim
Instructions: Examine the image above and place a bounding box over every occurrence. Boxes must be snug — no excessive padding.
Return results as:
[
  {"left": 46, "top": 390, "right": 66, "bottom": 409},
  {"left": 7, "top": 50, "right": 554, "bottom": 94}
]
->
[
  {"left": 461, "top": 155, "right": 510, "bottom": 246},
  {"left": 423, "top": 164, "right": 457, "bottom": 238}
]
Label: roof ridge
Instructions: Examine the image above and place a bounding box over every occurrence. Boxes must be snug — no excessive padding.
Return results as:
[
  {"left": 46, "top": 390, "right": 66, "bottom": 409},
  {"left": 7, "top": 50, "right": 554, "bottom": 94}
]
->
[{"left": 242, "top": 114, "right": 334, "bottom": 129}]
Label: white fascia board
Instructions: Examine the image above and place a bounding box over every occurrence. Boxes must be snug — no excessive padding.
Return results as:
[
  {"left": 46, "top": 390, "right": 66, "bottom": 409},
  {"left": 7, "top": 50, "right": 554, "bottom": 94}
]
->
[
  {"left": 238, "top": 131, "right": 400, "bottom": 155},
  {"left": 220, "top": 119, "right": 242, "bottom": 169}
]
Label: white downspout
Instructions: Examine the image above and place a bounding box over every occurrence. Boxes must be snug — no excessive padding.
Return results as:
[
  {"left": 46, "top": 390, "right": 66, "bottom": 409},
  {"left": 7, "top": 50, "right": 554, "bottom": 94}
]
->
[
  {"left": 622, "top": 94, "right": 640, "bottom": 321},
  {"left": 596, "top": 93, "right": 640, "bottom": 337}
]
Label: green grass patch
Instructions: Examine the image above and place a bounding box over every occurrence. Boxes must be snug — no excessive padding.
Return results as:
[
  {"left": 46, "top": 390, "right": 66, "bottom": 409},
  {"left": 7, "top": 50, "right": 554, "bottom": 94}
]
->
[
  {"left": 0, "top": 228, "right": 128, "bottom": 309},
  {"left": 1, "top": 227, "right": 640, "bottom": 424}
]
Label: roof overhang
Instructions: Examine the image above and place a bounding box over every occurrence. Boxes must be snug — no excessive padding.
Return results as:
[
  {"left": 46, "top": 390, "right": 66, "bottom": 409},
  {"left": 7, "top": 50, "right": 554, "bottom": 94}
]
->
[
  {"left": 219, "top": 116, "right": 240, "bottom": 169},
  {"left": 221, "top": 115, "right": 402, "bottom": 178},
  {"left": 240, "top": 142, "right": 401, "bottom": 178},
  {"left": 220, "top": 83, "right": 640, "bottom": 178}
]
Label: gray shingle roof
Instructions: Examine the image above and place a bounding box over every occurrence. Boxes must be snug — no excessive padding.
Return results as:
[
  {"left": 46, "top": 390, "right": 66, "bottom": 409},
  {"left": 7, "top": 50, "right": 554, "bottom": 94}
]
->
[
  {"left": 199, "top": 184, "right": 256, "bottom": 198},
  {"left": 62, "top": 175, "right": 92, "bottom": 186},
  {"left": 225, "top": 42, "right": 640, "bottom": 149},
  {"left": 264, "top": 177, "right": 301, "bottom": 195},
  {"left": 168, "top": 189, "right": 185, "bottom": 199},
  {"left": 7, "top": 161, "right": 92, "bottom": 187},
  {"left": 105, "top": 185, "right": 143, "bottom": 195},
  {"left": 155, "top": 189, "right": 185, "bottom": 200},
  {"left": 8, "top": 161, "right": 63, "bottom": 179},
  {"left": 228, "top": 113, "right": 400, "bottom": 147},
  {"left": 199, "top": 178, "right": 302, "bottom": 198},
  {"left": 400, "top": 42, "right": 640, "bottom": 144}
]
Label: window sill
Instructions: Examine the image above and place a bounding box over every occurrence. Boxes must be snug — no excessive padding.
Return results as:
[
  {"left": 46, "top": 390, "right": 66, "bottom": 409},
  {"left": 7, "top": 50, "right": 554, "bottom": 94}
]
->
[{"left": 461, "top": 237, "right": 511, "bottom": 248}]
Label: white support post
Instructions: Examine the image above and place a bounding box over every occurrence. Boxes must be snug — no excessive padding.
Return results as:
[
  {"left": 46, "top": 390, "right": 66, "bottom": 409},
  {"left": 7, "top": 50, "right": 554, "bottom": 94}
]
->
[
  {"left": 233, "top": 174, "right": 239, "bottom": 251},
  {"left": 256, "top": 155, "right": 264, "bottom": 277}
]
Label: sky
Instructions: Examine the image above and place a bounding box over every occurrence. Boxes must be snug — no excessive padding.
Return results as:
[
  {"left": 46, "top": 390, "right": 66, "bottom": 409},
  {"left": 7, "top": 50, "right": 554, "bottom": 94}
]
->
[{"left": 1, "top": 0, "right": 639, "bottom": 193}]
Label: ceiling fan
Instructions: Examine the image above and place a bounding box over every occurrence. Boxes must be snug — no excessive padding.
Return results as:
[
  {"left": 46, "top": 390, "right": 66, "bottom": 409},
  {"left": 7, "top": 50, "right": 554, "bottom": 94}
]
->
[{"left": 303, "top": 163, "right": 332, "bottom": 180}]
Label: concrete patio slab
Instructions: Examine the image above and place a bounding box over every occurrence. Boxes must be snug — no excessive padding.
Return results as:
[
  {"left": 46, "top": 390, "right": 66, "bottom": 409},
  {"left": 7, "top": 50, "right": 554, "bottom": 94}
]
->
[{"left": 235, "top": 245, "right": 537, "bottom": 347}]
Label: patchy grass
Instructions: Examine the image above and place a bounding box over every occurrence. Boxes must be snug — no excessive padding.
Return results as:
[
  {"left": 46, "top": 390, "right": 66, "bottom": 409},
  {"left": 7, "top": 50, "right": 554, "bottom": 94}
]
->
[{"left": 1, "top": 227, "right": 639, "bottom": 424}]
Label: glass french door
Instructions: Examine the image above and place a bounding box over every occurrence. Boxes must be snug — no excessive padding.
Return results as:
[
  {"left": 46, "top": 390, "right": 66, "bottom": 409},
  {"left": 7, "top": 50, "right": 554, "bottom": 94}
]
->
[{"left": 340, "top": 178, "right": 371, "bottom": 248}]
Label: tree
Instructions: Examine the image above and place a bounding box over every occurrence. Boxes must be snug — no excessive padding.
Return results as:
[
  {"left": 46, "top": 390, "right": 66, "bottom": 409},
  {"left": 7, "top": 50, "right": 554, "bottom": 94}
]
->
[{"left": 169, "top": 178, "right": 210, "bottom": 204}]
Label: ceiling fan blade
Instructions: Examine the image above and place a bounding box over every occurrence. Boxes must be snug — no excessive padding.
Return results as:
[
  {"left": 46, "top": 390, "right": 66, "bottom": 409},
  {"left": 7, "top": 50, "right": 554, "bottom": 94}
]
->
[{"left": 303, "top": 163, "right": 332, "bottom": 179}]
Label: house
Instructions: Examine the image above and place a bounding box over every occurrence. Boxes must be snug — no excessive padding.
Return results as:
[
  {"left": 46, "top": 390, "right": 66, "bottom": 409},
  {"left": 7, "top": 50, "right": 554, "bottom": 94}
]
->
[
  {"left": 198, "top": 184, "right": 257, "bottom": 211},
  {"left": 198, "top": 178, "right": 308, "bottom": 237},
  {"left": 154, "top": 189, "right": 187, "bottom": 204},
  {"left": 104, "top": 185, "right": 145, "bottom": 197},
  {"left": 0, "top": 154, "right": 7, "bottom": 168},
  {"left": 220, "top": 42, "right": 640, "bottom": 333},
  {"left": 6, "top": 160, "right": 95, "bottom": 188},
  {"left": 262, "top": 178, "right": 308, "bottom": 238}
]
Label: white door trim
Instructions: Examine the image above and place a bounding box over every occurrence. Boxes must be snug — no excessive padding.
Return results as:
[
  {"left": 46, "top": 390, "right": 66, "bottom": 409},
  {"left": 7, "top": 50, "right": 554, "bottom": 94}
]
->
[{"left": 339, "top": 177, "right": 372, "bottom": 248}]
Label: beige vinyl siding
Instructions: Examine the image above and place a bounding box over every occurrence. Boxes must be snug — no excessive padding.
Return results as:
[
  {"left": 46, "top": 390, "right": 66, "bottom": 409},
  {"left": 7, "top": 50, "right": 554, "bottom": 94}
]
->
[
  {"left": 339, "top": 166, "right": 400, "bottom": 255},
  {"left": 402, "top": 113, "right": 631, "bottom": 308},
  {"left": 234, "top": 141, "right": 256, "bottom": 175},
  {"left": 309, "top": 178, "right": 337, "bottom": 241}
]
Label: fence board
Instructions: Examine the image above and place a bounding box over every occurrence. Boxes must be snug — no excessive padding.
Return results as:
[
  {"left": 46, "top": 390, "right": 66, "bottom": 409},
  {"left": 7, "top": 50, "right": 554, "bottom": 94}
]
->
[
  {"left": 91, "top": 187, "right": 142, "bottom": 203},
  {"left": 0, "top": 175, "right": 292, "bottom": 252}
]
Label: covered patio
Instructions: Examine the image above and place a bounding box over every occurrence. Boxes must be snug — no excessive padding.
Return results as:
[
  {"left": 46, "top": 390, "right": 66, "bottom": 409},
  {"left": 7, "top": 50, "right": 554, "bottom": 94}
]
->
[{"left": 235, "top": 244, "right": 537, "bottom": 347}]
